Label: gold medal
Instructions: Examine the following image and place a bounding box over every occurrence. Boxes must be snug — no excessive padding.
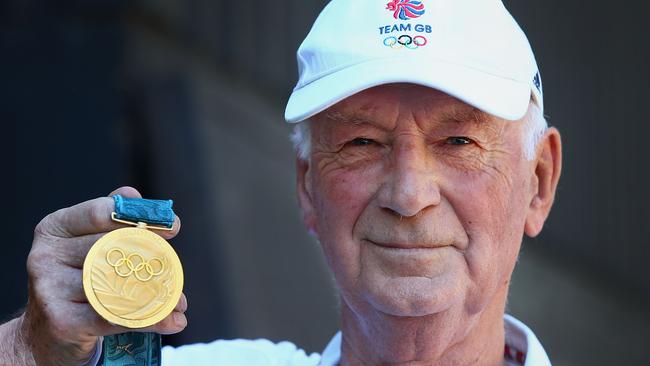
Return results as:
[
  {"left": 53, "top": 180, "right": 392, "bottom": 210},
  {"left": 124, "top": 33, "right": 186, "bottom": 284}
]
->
[{"left": 83, "top": 218, "right": 183, "bottom": 329}]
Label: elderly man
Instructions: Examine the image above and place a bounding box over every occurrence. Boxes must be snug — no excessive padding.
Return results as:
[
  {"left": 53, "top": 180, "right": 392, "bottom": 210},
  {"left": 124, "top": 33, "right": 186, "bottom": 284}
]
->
[{"left": 0, "top": 0, "right": 561, "bottom": 365}]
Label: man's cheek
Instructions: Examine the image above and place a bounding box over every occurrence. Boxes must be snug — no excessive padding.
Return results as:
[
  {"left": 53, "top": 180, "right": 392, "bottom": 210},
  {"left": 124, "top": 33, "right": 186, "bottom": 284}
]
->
[
  {"left": 317, "top": 169, "right": 378, "bottom": 218},
  {"left": 314, "top": 170, "right": 377, "bottom": 256}
]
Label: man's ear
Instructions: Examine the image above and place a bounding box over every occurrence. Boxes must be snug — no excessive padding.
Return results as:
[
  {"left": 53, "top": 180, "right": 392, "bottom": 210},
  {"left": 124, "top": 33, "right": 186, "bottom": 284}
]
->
[
  {"left": 524, "top": 127, "right": 562, "bottom": 237},
  {"left": 296, "top": 157, "right": 318, "bottom": 237}
]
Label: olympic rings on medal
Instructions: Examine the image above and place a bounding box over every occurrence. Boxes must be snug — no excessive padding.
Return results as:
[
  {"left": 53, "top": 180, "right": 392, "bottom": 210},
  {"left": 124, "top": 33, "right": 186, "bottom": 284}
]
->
[
  {"left": 106, "top": 248, "right": 165, "bottom": 282},
  {"left": 383, "top": 35, "right": 428, "bottom": 50}
]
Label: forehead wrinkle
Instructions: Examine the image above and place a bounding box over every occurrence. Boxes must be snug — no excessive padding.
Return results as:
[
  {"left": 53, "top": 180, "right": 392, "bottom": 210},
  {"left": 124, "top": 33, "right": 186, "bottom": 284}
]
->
[
  {"left": 438, "top": 104, "right": 495, "bottom": 126},
  {"left": 324, "top": 110, "right": 366, "bottom": 125},
  {"left": 324, "top": 109, "right": 393, "bottom": 130}
]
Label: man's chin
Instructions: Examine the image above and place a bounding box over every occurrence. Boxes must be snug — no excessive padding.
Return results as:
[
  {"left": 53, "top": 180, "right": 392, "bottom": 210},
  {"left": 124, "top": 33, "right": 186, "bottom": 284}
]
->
[{"left": 364, "top": 275, "right": 465, "bottom": 317}]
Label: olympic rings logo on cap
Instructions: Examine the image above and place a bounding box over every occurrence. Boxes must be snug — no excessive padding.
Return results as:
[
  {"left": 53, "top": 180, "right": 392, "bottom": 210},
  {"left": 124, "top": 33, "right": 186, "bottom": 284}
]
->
[
  {"left": 383, "top": 35, "right": 427, "bottom": 50},
  {"left": 106, "top": 248, "right": 165, "bottom": 282}
]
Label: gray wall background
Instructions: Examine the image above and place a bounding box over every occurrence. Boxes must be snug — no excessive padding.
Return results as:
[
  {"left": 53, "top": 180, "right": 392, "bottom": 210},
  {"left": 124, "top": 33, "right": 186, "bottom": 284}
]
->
[{"left": 3, "top": 1, "right": 649, "bottom": 365}]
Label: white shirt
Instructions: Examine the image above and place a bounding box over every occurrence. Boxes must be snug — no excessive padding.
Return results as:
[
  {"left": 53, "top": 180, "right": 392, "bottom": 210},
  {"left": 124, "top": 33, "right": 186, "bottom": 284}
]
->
[{"left": 159, "top": 314, "right": 551, "bottom": 366}]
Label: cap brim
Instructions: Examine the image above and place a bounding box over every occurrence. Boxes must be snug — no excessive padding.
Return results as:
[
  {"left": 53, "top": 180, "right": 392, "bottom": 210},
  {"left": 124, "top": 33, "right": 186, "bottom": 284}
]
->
[{"left": 285, "top": 57, "right": 531, "bottom": 123}]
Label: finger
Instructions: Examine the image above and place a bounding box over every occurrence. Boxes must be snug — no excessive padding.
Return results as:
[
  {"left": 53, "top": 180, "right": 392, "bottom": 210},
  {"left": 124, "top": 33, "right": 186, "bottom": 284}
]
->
[
  {"left": 46, "top": 186, "right": 141, "bottom": 237},
  {"left": 38, "top": 266, "right": 86, "bottom": 303},
  {"left": 49, "top": 232, "right": 106, "bottom": 268},
  {"left": 174, "top": 293, "right": 188, "bottom": 313},
  {"left": 68, "top": 303, "right": 187, "bottom": 337},
  {"left": 108, "top": 186, "right": 142, "bottom": 199},
  {"left": 39, "top": 186, "right": 141, "bottom": 238},
  {"left": 38, "top": 197, "right": 124, "bottom": 238},
  {"left": 144, "top": 311, "right": 187, "bottom": 335},
  {"left": 101, "top": 311, "right": 187, "bottom": 336},
  {"left": 158, "top": 215, "right": 181, "bottom": 240}
]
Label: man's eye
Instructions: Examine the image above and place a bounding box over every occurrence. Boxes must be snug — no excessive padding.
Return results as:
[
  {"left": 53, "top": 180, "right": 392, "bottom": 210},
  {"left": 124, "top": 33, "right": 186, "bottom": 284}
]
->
[
  {"left": 348, "top": 138, "right": 376, "bottom": 146},
  {"left": 445, "top": 136, "right": 473, "bottom": 145}
]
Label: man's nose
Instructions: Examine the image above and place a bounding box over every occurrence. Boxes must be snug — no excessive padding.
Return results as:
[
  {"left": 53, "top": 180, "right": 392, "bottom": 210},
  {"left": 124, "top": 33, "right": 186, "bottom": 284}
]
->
[{"left": 377, "top": 139, "right": 441, "bottom": 218}]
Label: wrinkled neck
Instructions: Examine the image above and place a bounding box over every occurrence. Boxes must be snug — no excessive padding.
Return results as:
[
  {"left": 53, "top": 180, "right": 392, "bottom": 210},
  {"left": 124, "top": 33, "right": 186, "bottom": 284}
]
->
[{"left": 338, "top": 289, "right": 508, "bottom": 366}]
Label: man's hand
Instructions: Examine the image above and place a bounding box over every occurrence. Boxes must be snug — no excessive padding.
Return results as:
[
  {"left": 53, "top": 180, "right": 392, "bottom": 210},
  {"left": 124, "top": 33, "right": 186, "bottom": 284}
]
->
[{"left": 0, "top": 187, "right": 187, "bottom": 366}]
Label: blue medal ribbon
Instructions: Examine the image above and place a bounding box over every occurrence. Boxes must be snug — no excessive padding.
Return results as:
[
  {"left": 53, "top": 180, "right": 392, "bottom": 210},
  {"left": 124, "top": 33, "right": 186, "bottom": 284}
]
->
[
  {"left": 103, "top": 195, "right": 175, "bottom": 366},
  {"left": 103, "top": 332, "right": 161, "bottom": 366},
  {"left": 113, "top": 195, "right": 174, "bottom": 228}
]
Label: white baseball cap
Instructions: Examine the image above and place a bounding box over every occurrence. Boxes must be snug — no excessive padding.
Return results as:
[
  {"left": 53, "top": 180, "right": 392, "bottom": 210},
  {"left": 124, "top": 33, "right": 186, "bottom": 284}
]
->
[{"left": 285, "top": 0, "right": 543, "bottom": 123}]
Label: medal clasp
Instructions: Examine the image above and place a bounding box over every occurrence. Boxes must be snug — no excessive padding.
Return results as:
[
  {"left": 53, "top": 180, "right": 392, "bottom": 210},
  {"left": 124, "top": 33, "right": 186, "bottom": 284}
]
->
[{"left": 111, "top": 212, "right": 174, "bottom": 231}]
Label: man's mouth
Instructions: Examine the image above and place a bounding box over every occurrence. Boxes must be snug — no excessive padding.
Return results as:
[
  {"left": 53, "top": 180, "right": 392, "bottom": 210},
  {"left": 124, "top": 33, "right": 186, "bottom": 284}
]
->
[{"left": 366, "top": 239, "right": 450, "bottom": 250}]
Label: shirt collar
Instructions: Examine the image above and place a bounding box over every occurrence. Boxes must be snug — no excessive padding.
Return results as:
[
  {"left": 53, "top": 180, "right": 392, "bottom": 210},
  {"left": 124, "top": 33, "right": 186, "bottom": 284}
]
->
[
  {"left": 318, "top": 314, "right": 551, "bottom": 366},
  {"left": 503, "top": 314, "right": 552, "bottom": 366},
  {"left": 318, "top": 331, "right": 342, "bottom": 366}
]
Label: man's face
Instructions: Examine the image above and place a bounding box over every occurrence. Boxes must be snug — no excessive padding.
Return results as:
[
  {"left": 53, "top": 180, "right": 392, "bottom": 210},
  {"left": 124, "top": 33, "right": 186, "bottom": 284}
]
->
[{"left": 299, "top": 84, "right": 541, "bottom": 318}]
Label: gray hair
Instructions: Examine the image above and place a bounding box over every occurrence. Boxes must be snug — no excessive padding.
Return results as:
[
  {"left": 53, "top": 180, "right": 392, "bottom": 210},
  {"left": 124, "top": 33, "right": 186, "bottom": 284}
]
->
[{"left": 290, "top": 100, "right": 547, "bottom": 161}]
